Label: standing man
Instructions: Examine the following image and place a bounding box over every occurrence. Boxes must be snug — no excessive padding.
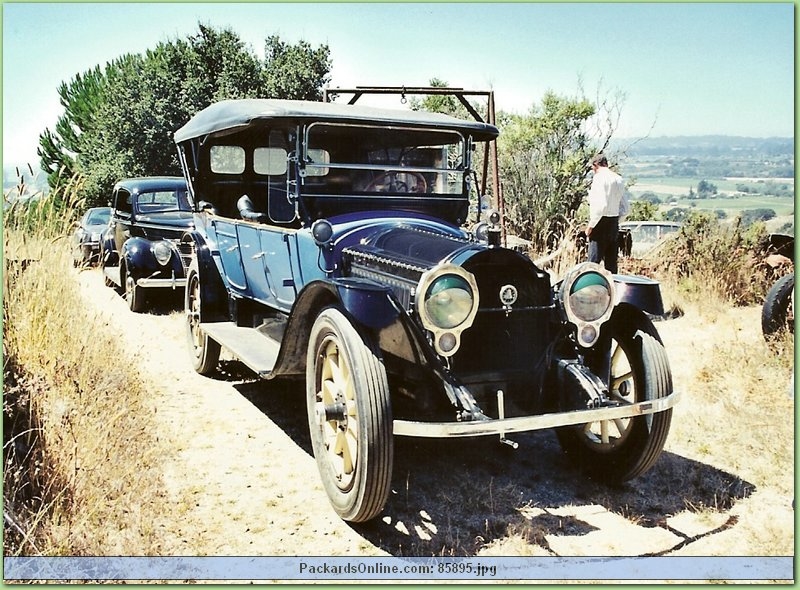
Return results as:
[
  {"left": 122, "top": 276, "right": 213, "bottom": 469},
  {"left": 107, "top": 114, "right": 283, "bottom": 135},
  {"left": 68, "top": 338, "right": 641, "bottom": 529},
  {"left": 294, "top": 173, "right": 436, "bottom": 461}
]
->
[{"left": 586, "top": 153, "right": 629, "bottom": 274}]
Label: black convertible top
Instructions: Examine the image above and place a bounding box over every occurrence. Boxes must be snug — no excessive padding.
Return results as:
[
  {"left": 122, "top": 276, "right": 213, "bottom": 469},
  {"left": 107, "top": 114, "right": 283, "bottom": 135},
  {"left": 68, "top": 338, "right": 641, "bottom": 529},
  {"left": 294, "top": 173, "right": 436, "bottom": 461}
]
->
[{"left": 174, "top": 99, "right": 499, "bottom": 143}]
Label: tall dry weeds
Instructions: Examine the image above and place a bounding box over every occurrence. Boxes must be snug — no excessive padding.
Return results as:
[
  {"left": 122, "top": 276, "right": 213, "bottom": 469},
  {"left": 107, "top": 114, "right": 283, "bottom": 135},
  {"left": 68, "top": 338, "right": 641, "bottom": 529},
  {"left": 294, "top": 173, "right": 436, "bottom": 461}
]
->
[{"left": 3, "top": 181, "right": 171, "bottom": 555}]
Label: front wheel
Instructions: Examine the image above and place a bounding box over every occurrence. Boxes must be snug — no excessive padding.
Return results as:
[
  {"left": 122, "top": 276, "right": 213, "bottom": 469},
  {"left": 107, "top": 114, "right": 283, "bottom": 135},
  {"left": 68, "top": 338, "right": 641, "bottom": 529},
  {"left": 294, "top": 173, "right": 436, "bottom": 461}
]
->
[
  {"left": 306, "top": 307, "right": 393, "bottom": 522},
  {"left": 556, "top": 308, "right": 673, "bottom": 483},
  {"left": 185, "top": 259, "right": 221, "bottom": 375},
  {"left": 124, "top": 264, "right": 146, "bottom": 313}
]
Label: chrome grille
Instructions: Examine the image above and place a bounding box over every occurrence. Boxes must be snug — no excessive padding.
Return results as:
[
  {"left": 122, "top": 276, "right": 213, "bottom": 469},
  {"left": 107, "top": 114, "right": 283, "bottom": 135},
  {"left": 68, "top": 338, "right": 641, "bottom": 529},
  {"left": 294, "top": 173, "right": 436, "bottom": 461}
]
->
[{"left": 176, "top": 240, "right": 194, "bottom": 271}]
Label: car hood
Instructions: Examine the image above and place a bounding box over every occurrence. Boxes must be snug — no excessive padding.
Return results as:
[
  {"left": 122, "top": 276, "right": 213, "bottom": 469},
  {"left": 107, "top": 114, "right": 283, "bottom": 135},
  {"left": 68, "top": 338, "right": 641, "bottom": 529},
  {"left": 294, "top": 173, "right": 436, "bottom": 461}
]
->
[
  {"left": 83, "top": 222, "right": 109, "bottom": 233},
  {"left": 351, "top": 224, "right": 473, "bottom": 269},
  {"left": 136, "top": 211, "right": 194, "bottom": 228}
]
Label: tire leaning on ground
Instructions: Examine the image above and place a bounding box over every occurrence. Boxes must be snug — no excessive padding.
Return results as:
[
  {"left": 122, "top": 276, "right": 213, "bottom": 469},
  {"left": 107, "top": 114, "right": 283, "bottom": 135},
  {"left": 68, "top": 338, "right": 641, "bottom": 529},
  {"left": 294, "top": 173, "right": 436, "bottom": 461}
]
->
[
  {"left": 761, "top": 273, "right": 794, "bottom": 339},
  {"left": 185, "top": 259, "right": 221, "bottom": 375},
  {"left": 556, "top": 306, "right": 673, "bottom": 483},
  {"left": 306, "top": 307, "right": 393, "bottom": 522}
]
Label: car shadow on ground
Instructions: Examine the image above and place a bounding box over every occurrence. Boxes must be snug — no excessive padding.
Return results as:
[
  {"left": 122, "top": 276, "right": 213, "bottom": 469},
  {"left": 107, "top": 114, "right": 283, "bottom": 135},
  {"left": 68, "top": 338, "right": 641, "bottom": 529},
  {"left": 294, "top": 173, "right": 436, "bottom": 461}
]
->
[{"left": 233, "top": 376, "right": 754, "bottom": 557}]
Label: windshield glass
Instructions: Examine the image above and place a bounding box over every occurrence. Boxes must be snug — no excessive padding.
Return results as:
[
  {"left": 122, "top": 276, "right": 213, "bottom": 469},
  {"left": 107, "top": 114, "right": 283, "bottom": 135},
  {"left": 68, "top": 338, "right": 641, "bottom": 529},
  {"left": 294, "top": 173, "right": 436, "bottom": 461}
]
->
[
  {"left": 135, "top": 190, "right": 191, "bottom": 214},
  {"left": 86, "top": 208, "right": 110, "bottom": 225},
  {"left": 302, "top": 123, "right": 467, "bottom": 197}
]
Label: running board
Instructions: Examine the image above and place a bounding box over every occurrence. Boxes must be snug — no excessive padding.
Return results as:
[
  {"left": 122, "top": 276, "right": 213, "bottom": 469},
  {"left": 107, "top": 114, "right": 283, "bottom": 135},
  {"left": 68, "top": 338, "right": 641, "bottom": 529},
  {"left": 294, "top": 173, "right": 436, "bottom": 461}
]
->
[{"left": 200, "top": 322, "right": 280, "bottom": 378}]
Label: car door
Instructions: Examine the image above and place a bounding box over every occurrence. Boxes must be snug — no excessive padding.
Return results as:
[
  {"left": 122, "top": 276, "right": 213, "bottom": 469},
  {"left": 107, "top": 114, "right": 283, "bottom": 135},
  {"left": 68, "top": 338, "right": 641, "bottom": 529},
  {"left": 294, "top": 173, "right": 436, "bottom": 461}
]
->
[
  {"left": 213, "top": 218, "right": 248, "bottom": 292},
  {"left": 112, "top": 187, "right": 133, "bottom": 254}
]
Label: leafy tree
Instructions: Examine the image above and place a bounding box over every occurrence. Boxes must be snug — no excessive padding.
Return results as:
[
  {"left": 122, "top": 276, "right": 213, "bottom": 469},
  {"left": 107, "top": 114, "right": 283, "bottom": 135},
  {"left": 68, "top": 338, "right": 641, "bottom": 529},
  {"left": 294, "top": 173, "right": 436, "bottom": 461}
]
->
[
  {"left": 262, "top": 35, "right": 331, "bottom": 100},
  {"left": 740, "top": 208, "right": 776, "bottom": 226},
  {"left": 497, "top": 91, "right": 600, "bottom": 250},
  {"left": 37, "top": 66, "right": 106, "bottom": 191},
  {"left": 696, "top": 179, "right": 718, "bottom": 197},
  {"left": 664, "top": 207, "right": 690, "bottom": 222},
  {"left": 638, "top": 191, "right": 662, "bottom": 205},
  {"left": 409, "top": 78, "right": 473, "bottom": 120},
  {"left": 627, "top": 200, "right": 660, "bottom": 221},
  {"left": 39, "top": 24, "right": 332, "bottom": 207}
]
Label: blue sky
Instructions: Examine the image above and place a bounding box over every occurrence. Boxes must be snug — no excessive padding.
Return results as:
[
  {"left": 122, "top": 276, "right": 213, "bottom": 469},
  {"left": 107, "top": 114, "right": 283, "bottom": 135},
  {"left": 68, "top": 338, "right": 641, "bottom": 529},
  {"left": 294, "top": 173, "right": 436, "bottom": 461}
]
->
[{"left": 2, "top": 2, "right": 795, "bottom": 166}]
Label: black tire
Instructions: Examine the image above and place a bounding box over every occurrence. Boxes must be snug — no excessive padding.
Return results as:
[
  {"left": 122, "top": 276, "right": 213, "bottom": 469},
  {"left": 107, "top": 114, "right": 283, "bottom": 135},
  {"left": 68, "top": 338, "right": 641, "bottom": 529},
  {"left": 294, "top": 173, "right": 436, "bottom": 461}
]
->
[
  {"left": 762, "top": 274, "right": 794, "bottom": 339},
  {"left": 556, "top": 308, "right": 673, "bottom": 483},
  {"left": 185, "top": 259, "right": 221, "bottom": 375},
  {"left": 306, "top": 307, "right": 393, "bottom": 522},
  {"left": 124, "top": 264, "right": 146, "bottom": 313}
]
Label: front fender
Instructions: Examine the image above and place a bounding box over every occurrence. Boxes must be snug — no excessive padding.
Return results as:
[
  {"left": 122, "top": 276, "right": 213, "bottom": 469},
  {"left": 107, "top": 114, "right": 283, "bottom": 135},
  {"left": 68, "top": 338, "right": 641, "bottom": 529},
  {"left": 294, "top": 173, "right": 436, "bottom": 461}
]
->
[
  {"left": 121, "top": 237, "right": 185, "bottom": 280},
  {"left": 271, "top": 278, "right": 422, "bottom": 377},
  {"left": 121, "top": 237, "right": 157, "bottom": 276},
  {"left": 182, "top": 231, "right": 228, "bottom": 321},
  {"left": 614, "top": 274, "right": 665, "bottom": 316}
]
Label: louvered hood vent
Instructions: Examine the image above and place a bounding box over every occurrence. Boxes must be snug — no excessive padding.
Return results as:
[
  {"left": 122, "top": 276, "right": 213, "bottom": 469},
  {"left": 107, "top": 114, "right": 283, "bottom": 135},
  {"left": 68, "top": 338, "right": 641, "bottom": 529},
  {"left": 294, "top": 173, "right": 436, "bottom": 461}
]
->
[{"left": 342, "top": 225, "right": 472, "bottom": 310}]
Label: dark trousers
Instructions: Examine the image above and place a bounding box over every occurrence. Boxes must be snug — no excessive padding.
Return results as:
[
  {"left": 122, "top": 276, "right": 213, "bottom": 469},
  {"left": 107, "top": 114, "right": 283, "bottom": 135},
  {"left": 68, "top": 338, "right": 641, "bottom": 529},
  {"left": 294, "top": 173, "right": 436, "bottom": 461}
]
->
[{"left": 588, "top": 216, "right": 619, "bottom": 274}]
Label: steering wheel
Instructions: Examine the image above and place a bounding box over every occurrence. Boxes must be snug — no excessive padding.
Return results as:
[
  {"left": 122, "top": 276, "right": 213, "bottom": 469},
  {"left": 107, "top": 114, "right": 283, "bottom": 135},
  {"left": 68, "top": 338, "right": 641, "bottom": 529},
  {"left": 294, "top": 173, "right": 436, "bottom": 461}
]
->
[{"left": 365, "top": 171, "right": 427, "bottom": 193}]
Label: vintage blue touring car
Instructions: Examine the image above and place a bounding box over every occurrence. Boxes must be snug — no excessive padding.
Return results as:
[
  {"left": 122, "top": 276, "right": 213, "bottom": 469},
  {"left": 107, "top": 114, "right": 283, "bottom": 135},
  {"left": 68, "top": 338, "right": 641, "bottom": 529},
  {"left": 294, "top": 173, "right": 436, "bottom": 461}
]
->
[{"left": 174, "top": 99, "right": 679, "bottom": 522}]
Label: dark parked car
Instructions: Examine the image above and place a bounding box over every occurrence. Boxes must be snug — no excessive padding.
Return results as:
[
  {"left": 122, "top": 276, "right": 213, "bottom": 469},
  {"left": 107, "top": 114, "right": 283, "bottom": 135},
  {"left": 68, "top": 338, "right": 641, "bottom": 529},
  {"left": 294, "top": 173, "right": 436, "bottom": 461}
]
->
[
  {"left": 100, "top": 177, "right": 193, "bottom": 312},
  {"left": 619, "top": 221, "right": 682, "bottom": 258},
  {"left": 71, "top": 206, "right": 111, "bottom": 266},
  {"left": 174, "top": 99, "right": 680, "bottom": 522}
]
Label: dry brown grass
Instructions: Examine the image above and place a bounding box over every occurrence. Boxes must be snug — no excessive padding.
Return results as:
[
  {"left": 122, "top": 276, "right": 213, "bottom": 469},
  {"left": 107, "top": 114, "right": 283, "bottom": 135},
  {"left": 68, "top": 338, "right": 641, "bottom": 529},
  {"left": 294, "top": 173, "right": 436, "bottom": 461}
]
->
[{"left": 3, "top": 188, "right": 174, "bottom": 556}]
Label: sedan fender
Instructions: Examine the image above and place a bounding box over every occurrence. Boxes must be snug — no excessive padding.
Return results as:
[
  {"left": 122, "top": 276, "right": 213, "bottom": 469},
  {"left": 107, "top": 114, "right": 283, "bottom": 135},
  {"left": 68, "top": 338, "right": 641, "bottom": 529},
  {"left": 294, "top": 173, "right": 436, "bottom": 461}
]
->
[{"left": 121, "top": 237, "right": 184, "bottom": 282}]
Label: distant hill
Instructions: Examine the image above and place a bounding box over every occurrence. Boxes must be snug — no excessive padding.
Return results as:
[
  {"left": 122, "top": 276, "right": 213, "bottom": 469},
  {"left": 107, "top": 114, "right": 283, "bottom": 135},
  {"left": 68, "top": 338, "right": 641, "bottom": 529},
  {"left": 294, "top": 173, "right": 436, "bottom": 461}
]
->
[
  {"left": 615, "top": 135, "right": 794, "bottom": 157},
  {"left": 3, "top": 163, "right": 49, "bottom": 197}
]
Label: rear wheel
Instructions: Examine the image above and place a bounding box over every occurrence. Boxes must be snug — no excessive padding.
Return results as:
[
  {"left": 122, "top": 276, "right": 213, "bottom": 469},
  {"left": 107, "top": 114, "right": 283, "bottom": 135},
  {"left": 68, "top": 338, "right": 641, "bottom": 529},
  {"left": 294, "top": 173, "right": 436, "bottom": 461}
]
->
[
  {"left": 306, "top": 307, "right": 393, "bottom": 522},
  {"left": 185, "top": 259, "right": 221, "bottom": 375},
  {"left": 557, "top": 308, "right": 673, "bottom": 483}
]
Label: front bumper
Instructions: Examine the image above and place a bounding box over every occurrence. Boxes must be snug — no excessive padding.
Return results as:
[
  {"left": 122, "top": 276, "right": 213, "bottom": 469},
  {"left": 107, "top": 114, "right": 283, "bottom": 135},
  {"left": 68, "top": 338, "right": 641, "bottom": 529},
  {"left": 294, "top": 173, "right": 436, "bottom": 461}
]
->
[
  {"left": 393, "top": 389, "right": 681, "bottom": 438},
  {"left": 136, "top": 270, "right": 187, "bottom": 289}
]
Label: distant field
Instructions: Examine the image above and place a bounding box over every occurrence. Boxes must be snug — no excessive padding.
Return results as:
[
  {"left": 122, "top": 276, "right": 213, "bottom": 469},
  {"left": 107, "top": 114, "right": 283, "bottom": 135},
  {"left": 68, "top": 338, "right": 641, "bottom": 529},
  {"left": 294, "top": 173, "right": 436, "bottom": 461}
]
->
[{"left": 630, "top": 175, "right": 795, "bottom": 216}]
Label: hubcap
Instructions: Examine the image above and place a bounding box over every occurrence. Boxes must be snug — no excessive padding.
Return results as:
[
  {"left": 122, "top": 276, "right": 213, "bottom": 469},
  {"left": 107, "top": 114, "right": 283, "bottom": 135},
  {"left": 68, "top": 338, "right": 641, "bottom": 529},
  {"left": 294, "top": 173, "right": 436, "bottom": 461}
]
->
[{"left": 316, "top": 337, "right": 358, "bottom": 489}]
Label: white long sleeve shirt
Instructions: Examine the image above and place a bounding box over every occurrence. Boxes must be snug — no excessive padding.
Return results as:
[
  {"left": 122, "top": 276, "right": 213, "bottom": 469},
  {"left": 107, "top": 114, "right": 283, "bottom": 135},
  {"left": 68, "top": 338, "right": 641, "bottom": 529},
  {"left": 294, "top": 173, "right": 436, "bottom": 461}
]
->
[{"left": 587, "top": 166, "right": 629, "bottom": 228}]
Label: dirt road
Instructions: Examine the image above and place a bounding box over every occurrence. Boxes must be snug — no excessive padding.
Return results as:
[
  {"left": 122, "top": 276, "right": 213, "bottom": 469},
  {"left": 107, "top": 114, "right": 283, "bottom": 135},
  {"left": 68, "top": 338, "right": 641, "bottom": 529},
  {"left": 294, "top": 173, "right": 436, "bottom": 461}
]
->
[{"left": 75, "top": 266, "right": 792, "bottom": 560}]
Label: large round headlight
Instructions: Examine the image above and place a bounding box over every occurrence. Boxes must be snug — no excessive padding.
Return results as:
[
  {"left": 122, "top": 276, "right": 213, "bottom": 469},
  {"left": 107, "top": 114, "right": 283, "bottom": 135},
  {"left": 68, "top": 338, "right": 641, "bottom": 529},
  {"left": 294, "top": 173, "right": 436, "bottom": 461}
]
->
[
  {"left": 152, "top": 241, "right": 173, "bottom": 266},
  {"left": 416, "top": 265, "right": 479, "bottom": 357},
  {"left": 560, "top": 263, "right": 616, "bottom": 347},
  {"left": 568, "top": 272, "right": 612, "bottom": 322},
  {"left": 424, "top": 274, "right": 474, "bottom": 329}
]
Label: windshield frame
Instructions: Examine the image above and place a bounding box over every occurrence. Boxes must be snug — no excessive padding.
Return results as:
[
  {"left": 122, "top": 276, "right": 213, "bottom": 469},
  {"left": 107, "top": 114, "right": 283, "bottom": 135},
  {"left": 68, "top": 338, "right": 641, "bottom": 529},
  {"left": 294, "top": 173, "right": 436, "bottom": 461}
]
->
[{"left": 299, "top": 121, "right": 472, "bottom": 198}]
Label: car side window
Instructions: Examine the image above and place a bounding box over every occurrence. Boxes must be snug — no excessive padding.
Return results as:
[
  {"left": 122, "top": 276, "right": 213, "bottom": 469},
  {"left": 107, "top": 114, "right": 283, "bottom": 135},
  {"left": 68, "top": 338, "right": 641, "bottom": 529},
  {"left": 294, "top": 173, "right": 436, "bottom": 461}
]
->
[
  {"left": 116, "top": 189, "right": 133, "bottom": 216},
  {"left": 254, "top": 147, "right": 288, "bottom": 176},
  {"left": 211, "top": 145, "right": 246, "bottom": 174}
]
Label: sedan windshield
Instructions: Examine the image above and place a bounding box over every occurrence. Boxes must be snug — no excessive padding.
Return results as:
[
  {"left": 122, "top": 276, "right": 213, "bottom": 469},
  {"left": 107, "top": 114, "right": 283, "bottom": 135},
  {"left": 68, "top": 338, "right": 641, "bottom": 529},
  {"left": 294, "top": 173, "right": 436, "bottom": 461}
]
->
[{"left": 136, "top": 190, "right": 191, "bottom": 213}]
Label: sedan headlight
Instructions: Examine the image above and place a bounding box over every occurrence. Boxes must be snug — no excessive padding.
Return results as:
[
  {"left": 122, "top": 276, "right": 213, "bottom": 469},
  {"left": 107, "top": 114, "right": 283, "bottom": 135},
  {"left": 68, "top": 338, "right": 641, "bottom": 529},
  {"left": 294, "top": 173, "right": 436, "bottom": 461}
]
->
[
  {"left": 416, "top": 265, "right": 479, "bottom": 357},
  {"left": 559, "top": 262, "right": 616, "bottom": 347},
  {"left": 152, "top": 240, "right": 174, "bottom": 266}
]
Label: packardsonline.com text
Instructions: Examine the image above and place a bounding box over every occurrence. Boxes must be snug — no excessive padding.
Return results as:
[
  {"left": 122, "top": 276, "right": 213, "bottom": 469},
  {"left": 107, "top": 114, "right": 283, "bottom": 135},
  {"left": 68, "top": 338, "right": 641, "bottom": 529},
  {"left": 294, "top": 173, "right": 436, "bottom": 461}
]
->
[{"left": 298, "top": 560, "right": 498, "bottom": 579}]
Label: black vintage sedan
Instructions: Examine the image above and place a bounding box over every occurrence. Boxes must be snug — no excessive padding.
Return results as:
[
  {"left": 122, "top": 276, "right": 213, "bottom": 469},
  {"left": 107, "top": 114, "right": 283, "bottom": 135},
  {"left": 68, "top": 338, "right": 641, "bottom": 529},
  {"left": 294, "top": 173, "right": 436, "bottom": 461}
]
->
[
  {"left": 71, "top": 206, "right": 111, "bottom": 266},
  {"left": 100, "top": 177, "right": 193, "bottom": 312},
  {"left": 174, "top": 99, "right": 680, "bottom": 523}
]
